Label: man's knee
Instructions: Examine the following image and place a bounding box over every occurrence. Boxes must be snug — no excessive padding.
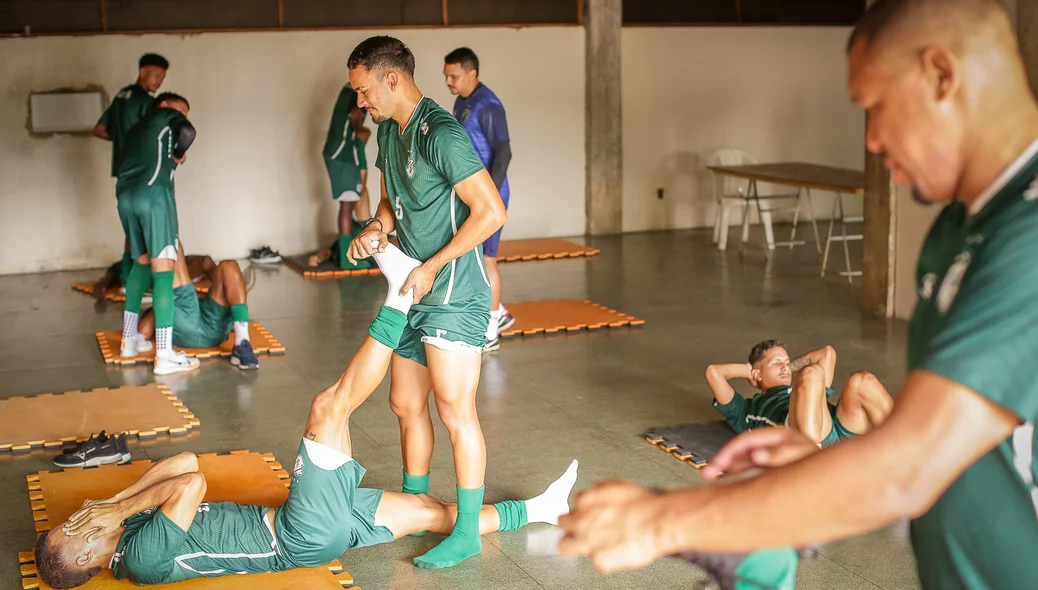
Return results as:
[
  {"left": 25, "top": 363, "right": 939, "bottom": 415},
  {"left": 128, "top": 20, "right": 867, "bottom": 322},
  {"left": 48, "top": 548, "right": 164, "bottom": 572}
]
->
[
  {"left": 310, "top": 387, "right": 351, "bottom": 423},
  {"left": 433, "top": 397, "right": 477, "bottom": 431},
  {"left": 170, "top": 451, "right": 199, "bottom": 473},
  {"left": 217, "top": 259, "right": 241, "bottom": 277},
  {"left": 796, "top": 364, "right": 827, "bottom": 393},
  {"left": 389, "top": 387, "right": 428, "bottom": 421},
  {"left": 848, "top": 371, "right": 886, "bottom": 401}
]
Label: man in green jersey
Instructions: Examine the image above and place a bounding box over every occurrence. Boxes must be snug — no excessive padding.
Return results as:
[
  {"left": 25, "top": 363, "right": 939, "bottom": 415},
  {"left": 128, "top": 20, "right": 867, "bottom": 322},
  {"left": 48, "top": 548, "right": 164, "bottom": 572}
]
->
[
  {"left": 323, "top": 84, "right": 375, "bottom": 269},
  {"left": 94, "top": 53, "right": 169, "bottom": 281},
  {"left": 559, "top": 2, "right": 1038, "bottom": 589},
  {"left": 709, "top": 341, "right": 893, "bottom": 446},
  {"left": 116, "top": 92, "right": 200, "bottom": 376},
  {"left": 33, "top": 246, "right": 577, "bottom": 589},
  {"left": 345, "top": 36, "right": 507, "bottom": 569}
]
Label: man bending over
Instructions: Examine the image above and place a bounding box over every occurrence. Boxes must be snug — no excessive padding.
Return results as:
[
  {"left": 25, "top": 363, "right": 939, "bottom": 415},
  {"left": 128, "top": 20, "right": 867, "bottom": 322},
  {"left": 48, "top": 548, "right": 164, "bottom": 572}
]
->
[
  {"left": 134, "top": 244, "right": 259, "bottom": 370},
  {"left": 33, "top": 245, "right": 577, "bottom": 588},
  {"left": 707, "top": 341, "right": 894, "bottom": 446}
]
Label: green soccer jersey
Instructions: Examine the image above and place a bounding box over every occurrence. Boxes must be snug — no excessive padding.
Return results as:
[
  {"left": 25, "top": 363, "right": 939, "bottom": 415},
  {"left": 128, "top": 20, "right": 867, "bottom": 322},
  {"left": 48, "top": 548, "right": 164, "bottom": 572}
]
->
[
  {"left": 905, "top": 143, "right": 1038, "bottom": 590},
  {"left": 323, "top": 86, "right": 360, "bottom": 164},
  {"left": 115, "top": 108, "right": 190, "bottom": 196},
  {"left": 376, "top": 97, "right": 489, "bottom": 305},
  {"left": 111, "top": 503, "right": 289, "bottom": 584},
  {"left": 98, "top": 84, "right": 154, "bottom": 178},
  {"left": 713, "top": 385, "right": 835, "bottom": 433}
]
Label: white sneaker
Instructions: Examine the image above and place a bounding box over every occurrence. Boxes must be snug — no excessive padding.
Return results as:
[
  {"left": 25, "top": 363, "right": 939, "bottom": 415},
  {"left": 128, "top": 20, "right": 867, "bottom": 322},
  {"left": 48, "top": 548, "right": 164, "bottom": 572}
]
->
[
  {"left": 120, "top": 334, "right": 154, "bottom": 358},
  {"left": 154, "top": 351, "right": 200, "bottom": 375}
]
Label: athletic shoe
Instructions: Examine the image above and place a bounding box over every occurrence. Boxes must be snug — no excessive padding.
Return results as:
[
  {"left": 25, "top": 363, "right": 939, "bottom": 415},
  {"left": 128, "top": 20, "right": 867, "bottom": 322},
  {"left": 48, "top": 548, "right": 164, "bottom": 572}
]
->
[
  {"left": 120, "top": 334, "right": 154, "bottom": 358},
  {"left": 483, "top": 337, "right": 500, "bottom": 353},
  {"left": 154, "top": 351, "right": 200, "bottom": 375},
  {"left": 53, "top": 431, "right": 130, "bottom": 468},
  {"left": 249, "top": 246, "right": 282, "bottom": 264},
  {"left": 498, "top": 310, "right": 516, "bottom": 331},
  {"left": 231, "top": 340, "right": 260, "bottom": 370}
]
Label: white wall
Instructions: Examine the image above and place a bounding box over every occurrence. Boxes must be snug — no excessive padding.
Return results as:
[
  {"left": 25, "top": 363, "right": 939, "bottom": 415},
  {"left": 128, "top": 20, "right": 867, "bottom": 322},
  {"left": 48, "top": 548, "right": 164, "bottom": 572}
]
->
[
  {"left": 893, "top": 185, "right": 941, "bottom": 320},
  {"left": 621, "top": 27, "right": 865, "bottom": 232},
  {"left": 0, "top": 27, "right": 585, "bottom": 275}
]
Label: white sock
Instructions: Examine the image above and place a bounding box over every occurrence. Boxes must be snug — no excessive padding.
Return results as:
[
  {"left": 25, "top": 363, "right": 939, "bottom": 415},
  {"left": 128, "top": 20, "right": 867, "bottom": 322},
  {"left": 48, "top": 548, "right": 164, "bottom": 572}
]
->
[
  {"left": 156, "top": 327, "right": 173, "bottom": 356},
  {"left": 498, "top": 303, "right": 508, "bottom": 315},
  {"left": 233, "top": 321, "right": 249, "bottom": 346},
  {"left": 524, "top": 459, "right": 579, "bottom": 525},
  {"left": 485, "top": 315, "right": 499, "bottom": 341},
  {"left": 122, "top": 311, "right": 139, "bottom": 342},
  {"left": 373, "top": 243, "right": 422, "bottom": 314}
]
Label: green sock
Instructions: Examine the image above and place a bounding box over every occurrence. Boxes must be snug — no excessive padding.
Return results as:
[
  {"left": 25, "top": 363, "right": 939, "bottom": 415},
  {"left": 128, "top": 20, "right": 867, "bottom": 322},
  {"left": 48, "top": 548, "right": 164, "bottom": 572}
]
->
[
  {"left": 152, "top": 271, "right": 175, "bottom": 354},
  {"left": 493, "top": 500, "right": 528, "bottom": 532},
  {"left": 413, "top": 486, "right": 484, "bottom": 569},
  {"left": 231, "top": 304, "right": 249, "bottom": 324},
  {"left": 734, "top": 548, "right": 799, "bottom": 590},
  {"left": 124, "top": 262, "right": 151, "bottom": 314},
  {"left": 402, "top": 470, "right": 430, "bottom": 537},
  {"left": 368, "top": 307, "right": 408, "bottom": 349}
]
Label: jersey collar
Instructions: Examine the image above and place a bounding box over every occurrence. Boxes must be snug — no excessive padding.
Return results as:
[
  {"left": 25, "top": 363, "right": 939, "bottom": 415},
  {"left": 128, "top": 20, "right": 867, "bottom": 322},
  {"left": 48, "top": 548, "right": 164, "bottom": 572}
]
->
[
  {"left": 967, "top": 137, "right": 1038, "bottom": 216},
  {"left": 400, "top": 96, "right": 426, "bottom": 135}
]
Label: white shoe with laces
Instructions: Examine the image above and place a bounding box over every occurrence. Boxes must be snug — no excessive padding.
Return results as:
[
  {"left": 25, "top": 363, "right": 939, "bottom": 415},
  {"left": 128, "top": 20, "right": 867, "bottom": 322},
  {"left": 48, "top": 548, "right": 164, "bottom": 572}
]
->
[
  {"left": 154, "top": 351, "right": 200, "bottom": 375},
  {"left": 120, "top": 334, "right": 154, "bottom": 358}
]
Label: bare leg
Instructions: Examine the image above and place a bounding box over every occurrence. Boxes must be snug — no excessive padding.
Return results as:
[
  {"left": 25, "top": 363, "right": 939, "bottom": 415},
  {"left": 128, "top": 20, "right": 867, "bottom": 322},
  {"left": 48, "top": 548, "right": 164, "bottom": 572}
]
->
[
  {"left": 338, "top": 201, "right": 356, "bottom": 236},
  {"left": 485, "top": 256, "right": 502, "bottom": 312},
  {"left": 389, "top": 355, "right": 436, "bottom": 478},
  {"left": 185, "top": 255, "right": 217, "bottom": 281},
  {"left": 373, "top": 492, "right": 502, "bottom": 539},
  {"left": 787, "top": 365, "right": 833, "bottom": 445},
  {"left": 427, "top": 346, "right": 486, "bottom": 489},
  {"left": 835, "top": 371, "right": 894, "bottom": 435},
  {"left": 206, "top": 260, "right": 247, "bottom": 308}
]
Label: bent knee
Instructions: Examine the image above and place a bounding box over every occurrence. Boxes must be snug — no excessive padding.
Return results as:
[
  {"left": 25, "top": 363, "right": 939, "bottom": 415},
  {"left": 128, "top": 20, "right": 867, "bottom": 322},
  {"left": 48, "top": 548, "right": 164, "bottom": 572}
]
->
[
  {"left": 172, "top": 451, "right": 199, "bottom": 473},
  {"left": 311, "top": 389, "right": 351, "bottom": 421},
  {"left": 848, "top": 371, "right": 883, "bottom": 396},
  {"left": 218, "top": 260, "right": 241, "bottom": 275}
]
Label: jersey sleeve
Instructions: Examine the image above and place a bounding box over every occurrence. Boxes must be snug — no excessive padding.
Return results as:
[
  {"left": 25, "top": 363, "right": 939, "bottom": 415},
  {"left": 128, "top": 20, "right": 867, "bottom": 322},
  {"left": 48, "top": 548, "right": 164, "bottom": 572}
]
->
[
  {"left": 476, "top": 103, "right": 510, "bottom": 145},
  {"left": 97, "top": 103, "right": 112, "bottom": 128},
  {"left": 713, "top": 393, "right": 749, "bottom": 433},
  {"left": 920, "top": 211, "right": 1038, "bottom": 421},
  {"left": 118, "top": 511, "right": 187, "bottom": 584},
  {"left": 423, "top": 121, "right": 485, "bottom": 186}
]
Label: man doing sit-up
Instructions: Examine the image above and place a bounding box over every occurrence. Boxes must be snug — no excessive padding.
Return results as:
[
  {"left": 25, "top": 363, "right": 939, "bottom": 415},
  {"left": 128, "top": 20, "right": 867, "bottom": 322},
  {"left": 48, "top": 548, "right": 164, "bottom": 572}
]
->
[
  {"left": 707, "top": 341, "right": 894, "bottom": 446},
  {"left": 134, "top": 244, "right": 259, "bottom": 370},
  {"left": 33, "top": 244, "right": 578, "bottom": 589}
]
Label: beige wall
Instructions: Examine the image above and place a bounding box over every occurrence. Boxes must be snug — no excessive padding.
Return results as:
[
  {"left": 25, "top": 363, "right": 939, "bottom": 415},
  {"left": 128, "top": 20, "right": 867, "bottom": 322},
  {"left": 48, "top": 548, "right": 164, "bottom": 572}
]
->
[
  {"left": 621, "top": 27, "right": 865, "bottom": 232},
  {"left": 0, "top": 27, "right": 585, "bottom": 275},
  {"left": 893, "top": 186, "right": 941, "bottom": 320}
]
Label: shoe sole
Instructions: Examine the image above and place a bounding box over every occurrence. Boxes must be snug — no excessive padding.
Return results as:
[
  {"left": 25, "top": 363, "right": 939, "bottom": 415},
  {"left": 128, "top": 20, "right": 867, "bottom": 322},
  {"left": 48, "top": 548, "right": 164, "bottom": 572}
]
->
[
  {"left": 230, "top": 356, "right": 259, "bottom": 370},
  {"left": 498, "top": 316, "right": 516, "bottom": 331},
  {"left": 483, "top": 341, "right": 501, "bottom": 352},
  {"left": 250, "top": 256, "right": 282, "bottom": 264},
  {"left": 54, "top": 452, "right": 131, "bottom": 468},
  {"left": 153, "top": 362, "right": 201, "bottom": 376}
]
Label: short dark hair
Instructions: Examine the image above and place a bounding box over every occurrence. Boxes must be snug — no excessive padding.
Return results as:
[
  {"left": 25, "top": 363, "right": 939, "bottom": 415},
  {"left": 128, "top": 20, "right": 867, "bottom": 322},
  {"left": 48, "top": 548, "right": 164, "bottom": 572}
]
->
[
  {"left": 748, "top": 340, "right": 783, "bottom": 366},
  {"left": 847, "top": 0, "right": 1003, "bottom": 53},
  {"left": 347, "top": 36, "right": 416, "bottom": 79},
  {"left": 139, "top": 53, "right": 169, "bottom": 70},
  {"left": 35, "top": 530, "right": 102, "bottom": 589},
  {"left": 154, "top": 92, "right": 189, "bottom": 110},
  {"left": 444, "top": 47, "right": 479, "bottom": 75}
]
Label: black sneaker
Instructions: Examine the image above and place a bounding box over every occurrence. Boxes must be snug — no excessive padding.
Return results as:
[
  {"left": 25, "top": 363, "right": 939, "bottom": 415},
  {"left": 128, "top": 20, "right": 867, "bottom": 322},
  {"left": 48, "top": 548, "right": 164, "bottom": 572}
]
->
[
  {"left": 498, "top": 310, "right": 516, "bottom": 331},
  {"left": 231, "top": 340, "right": 260, "bottom": 370},
  {"left": 54, "top": 431, "right": 131, "bottom": 468},
  {"left": 249, "top": 246, "right": 282, "bottom": 264}
]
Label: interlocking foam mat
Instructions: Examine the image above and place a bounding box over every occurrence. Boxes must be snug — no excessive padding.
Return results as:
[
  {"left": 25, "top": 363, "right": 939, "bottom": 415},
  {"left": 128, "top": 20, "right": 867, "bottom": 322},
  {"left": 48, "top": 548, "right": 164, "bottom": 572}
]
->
[
  {"left": 645, "top": 421, "right": 737, "bottom": 468},
  {"left": 0, "top": 384, "right": 198, "bottom": 453},
  {"left": 19, "top": 451, "right": 358, "bottom": 589},
  {"left": 282, "top": 255, "right": 381, "bottom": 279},
  {"left": 96, "top": 322, "right": 285, "bottom": 366},
  {"left": 495, "top": 239, "right": 600, "bottom": 263},
  {"left": 499, "top": 300, "right": 644, "bottom": 338},
  {"left": 72, "top": 279, "right": 211, "bottom": 303}
]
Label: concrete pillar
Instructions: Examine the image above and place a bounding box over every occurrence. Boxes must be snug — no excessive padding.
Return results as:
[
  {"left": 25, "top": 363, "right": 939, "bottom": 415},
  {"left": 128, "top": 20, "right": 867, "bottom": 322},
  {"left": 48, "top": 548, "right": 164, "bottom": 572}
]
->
[
  {"left": 584, "top": 0, "right": 623, "bottom": 235},
  {"left": 860, "top": 0, "right": 896, "bottom": 318}
]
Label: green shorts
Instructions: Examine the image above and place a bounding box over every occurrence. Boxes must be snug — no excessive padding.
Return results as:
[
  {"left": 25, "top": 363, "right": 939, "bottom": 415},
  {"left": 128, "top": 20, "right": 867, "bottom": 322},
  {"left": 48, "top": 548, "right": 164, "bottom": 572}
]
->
[
  {"left": 324, "top": 158, "right": 362, "bottom": 202},
  {"left": 274, "top": 440, "right": 394, "bottom": 568},
  {"left": 117, "top": 185, "right": 179, "bottom": 260},
  {"left": 172, "top": 285, "right": 232, "bottom": 349},
  {"left": 820, "top": 402, "right": 857, "bottom": 448},
  {"left": 395, "top": 290, "right": 491, "bottom": 367}
]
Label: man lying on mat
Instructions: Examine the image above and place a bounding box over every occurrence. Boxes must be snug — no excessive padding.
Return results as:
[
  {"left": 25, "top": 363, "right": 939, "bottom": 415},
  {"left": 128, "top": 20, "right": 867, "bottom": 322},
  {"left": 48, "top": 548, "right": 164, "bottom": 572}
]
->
[
  {"left": 130, "top": 244, "right": 259, "bottom": 370},
  {"left": 34, "top": 244, "right": 578, "bottom": 589},
  {"left": 707, "top": 341, "right": 894, "bottom": 447},
  {"left": 91, "top": 253, "right": 214, "bottom": 301}
]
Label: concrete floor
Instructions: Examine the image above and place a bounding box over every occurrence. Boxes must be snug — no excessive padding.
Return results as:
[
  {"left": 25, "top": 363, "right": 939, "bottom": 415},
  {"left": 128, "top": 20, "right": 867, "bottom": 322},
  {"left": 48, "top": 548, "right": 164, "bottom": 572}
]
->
[{"left": 0, "top": 228, "right": 920, "bottom": 590}]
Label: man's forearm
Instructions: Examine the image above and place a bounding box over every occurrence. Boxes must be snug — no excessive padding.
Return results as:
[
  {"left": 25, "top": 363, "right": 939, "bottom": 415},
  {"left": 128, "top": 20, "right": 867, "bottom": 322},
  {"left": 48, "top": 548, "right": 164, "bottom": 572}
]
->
[
  {"left": 111, "top": 454, "right": 195, "bottom": 503},
  {"left": 371, "top": 196, "right": 396, "bottom": 234},
  {"left": 790, "top": 346, "right": 834, "bottom": 371},
  {"left": 426, "top": 203, "right": 504, "bottom": 272},
  {"left": 112, "top": 474, "right": 200, "bottom": 521}
]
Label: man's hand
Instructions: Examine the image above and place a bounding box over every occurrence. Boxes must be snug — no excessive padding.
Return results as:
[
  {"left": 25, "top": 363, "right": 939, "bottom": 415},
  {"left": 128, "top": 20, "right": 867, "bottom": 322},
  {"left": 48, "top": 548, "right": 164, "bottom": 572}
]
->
[
  {"left": 701, "top": 427, "right": 820, "bottom": 481},
  {"left": 400, "top": 262, "right": 438, "bottom": 303},
  {"left": 558, "top": 481, "right": 668, "bottom": 574},
  {"left": 347, "top": 225, "right": 388, "bottom": 265},
  {"left": 62, "top": 499, "right": 127, "bottom": 541},
  {"left": 174, "top": 153, "right": 187, "bottom": 165}
]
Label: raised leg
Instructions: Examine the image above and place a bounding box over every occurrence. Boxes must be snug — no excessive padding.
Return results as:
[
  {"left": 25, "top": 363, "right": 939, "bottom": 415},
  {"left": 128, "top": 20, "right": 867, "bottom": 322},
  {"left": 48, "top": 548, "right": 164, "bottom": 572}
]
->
[
  {"left": 787, "top": 365, "right": 833, "bottom": 445},
  {"left": 835, "top": 371, "right": 894, "bottom": 435}
]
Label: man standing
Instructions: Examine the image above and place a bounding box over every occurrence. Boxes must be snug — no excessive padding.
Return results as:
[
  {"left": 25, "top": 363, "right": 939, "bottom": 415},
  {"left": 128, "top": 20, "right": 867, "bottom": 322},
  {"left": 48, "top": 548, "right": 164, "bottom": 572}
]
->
[
  {"left": 346, "top": 36, "right": 507, "bottom": 569},
  {"left": 117, "top": 93, "right": 200, "bottom": 376},
  {"left": 558, "top": 2, "right": 1038, "bottom": 589},
  {"left": 444, "top": 47, "right": 515, "bottom": 350},
  {"left": 94, "top": 53, "right": 169, "bottom": 284},
  {"left": 322, "top": 83, "right": 373, "bottom": 269}
]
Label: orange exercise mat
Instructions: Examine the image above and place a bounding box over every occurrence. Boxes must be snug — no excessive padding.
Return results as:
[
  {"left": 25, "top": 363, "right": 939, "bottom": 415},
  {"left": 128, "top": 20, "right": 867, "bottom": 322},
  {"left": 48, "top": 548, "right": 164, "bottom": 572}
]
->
[
  {"left": 0, "top": 384, "right": 198, "bottom": 453},
  {"left": 283, "top": 254, "right": 382, "bottom": 279},
  {"left": 495, "top": 238, "right": 600, "bottom": 262},
  {"left": 97, "top": 322, "right": 285, "bottom": 366},
  {"left": 72, "top": 279, "right": 210, "bottom": 303},
  {"left": 500, "top": 299, "right": 644, "bottom": 337},
  {"left": 19, "top": 451, "right": 357, "bottom": 590}
]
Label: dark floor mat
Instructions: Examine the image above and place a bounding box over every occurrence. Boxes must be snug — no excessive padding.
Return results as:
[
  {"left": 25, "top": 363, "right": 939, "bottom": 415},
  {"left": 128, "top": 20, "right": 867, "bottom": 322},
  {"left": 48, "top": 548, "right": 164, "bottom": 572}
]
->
[
  {"left": 282, "top": 254, "right": 380, "bottom": 279},
  {"left": 645, "top": 421, "right": 737, "bottom": 468}
]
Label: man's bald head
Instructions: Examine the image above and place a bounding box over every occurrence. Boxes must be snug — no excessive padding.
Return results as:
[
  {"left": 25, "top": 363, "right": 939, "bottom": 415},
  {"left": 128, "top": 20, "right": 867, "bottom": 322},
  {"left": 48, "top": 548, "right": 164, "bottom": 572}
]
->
[{"left": 846, "top": 0, "right": 1037, "bottom": 206}]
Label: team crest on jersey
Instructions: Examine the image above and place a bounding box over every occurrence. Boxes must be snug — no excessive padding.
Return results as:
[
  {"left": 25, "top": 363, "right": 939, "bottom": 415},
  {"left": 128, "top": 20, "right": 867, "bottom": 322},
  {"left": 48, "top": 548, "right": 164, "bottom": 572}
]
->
[
  {"left": 919, "top": 273, "right": 937, "bottom": 301},
  {"left": 421, "top": 122, "right": 429, "bottom": 135},
  {"left": 293, "top": 454, "right": 305, "bottom": 477},
  {"left": 117, "top": 89, "right": 132, "bottom": 99},
  {"left": 1025, "top": 174, "right": 1038, "bottom": 201},
  {"left": 460, "top": 106, "right": 470, "bottom": 123},
  {"left": 936, "top": 251, "right": 972, "bottom": 313},
  {"left": 406, "top": 155, "right": 415, "bottom": 178}
]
